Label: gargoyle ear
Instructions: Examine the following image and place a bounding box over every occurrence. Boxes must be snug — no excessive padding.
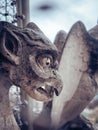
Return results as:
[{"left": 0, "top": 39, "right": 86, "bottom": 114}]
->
[{"left": 0, "top": 29, "right": 21, "bottom": 65}]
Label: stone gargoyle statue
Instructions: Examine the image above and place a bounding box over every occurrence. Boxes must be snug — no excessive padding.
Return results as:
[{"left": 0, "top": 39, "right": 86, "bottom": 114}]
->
[
  {"left": 0, "top": 20, "right": 98, "bottom": 130},
  {"left": 0, "top": 21, "right": 63, "bottom": 130}
]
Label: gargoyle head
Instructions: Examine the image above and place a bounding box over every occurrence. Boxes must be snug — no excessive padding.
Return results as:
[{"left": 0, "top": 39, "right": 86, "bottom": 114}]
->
[{"left": 0, "top": 21, "right": 62, "bottom": 102}]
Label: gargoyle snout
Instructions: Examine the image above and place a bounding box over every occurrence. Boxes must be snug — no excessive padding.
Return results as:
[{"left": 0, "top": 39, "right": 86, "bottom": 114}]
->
[
  {"left": 51, "top": 86, "right": 63, "bottom": 97},
  {"left": 52, "top": 72, "right": 63, "bottom": 96},
  {"left": 46, "top": 75, "right": 63, "bottom": 97},
  {"left": 49, "top": 86, "right": 61, "bottom": 97}
]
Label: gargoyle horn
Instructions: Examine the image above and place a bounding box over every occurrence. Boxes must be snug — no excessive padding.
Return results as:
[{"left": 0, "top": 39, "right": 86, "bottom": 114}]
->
[{"left": 26, "top": 22, "right": 43, "bottom": 33}]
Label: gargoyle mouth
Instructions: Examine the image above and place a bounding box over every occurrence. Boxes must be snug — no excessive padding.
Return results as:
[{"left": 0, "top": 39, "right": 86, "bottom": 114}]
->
[
  {"left": 33, "top": 85, "right": 60, "bottom": 102},
  {"left": 21, "top": 75, "right": 63, "bottom": 102},
  {"left": 25, "top": 83, "right": 62, "bottom": 102},
  {"left": 37, "top": 86, "right": 59, "bottom": 97}
]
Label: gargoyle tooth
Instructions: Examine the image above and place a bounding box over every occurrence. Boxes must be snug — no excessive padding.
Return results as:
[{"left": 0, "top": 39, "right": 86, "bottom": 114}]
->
[
  {"left": 37, "top": 86, "right": 47, "bottom": 94},
  {"left": 41, "top": 86, "right": 45, "bottom": 90}
]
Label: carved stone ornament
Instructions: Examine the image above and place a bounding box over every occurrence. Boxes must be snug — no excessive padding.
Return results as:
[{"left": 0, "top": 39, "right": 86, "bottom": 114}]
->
[
  {"left": 0, "top": 21, "right": 63, "bottom": 102},
  {"left": 0, "top": 21, "right": 62, "bottom": 130},
  {"left": 51, "top": 21, "right": 98, "bottom": 130},
  {"left": 0, "top": 20, "right": 98, "bottom": 130}
]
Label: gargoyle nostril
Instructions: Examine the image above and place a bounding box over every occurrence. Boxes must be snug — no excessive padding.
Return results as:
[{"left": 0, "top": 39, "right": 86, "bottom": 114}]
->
[
  {"left": 49, "top": 86, "right": 59, "bottom": 96},
  {"left": 54, "top": 88, "right": 59, "bottom": 96},
  {"left": 49, "top": 86, "right": 55, "bottom": 96}
]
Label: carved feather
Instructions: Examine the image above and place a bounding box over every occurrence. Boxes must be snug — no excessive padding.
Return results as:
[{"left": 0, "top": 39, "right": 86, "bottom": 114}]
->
[{"left": 51, "top": 21, "right": 98, "bottom": 129}]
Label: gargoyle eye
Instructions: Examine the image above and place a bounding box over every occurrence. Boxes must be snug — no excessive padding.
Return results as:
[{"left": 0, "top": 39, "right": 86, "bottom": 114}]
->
[
  {"left": 43, "top": 57, "right": 51, "bottom": 67},
  {"left": 38, "top": 55, "right": 53, "bottom": 68}
]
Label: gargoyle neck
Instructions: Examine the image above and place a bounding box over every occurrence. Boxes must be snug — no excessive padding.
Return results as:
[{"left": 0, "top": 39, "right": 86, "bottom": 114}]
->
[
  {"left": 0, "top": 68, "right": 12, "bottom": 87},
  {"left": 0, "top": 69, "right": 12, "bottom": 117}
]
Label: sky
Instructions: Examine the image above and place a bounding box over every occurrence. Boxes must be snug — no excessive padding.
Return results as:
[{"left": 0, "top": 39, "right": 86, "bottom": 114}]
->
[{"left": 30, "top": 0, "right": 98, "bottom": 41}]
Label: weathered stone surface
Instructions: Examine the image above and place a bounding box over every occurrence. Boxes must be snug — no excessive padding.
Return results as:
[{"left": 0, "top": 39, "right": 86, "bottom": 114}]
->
[{"left": 0, "top": 21, "right": 62, "bottom": 130}]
